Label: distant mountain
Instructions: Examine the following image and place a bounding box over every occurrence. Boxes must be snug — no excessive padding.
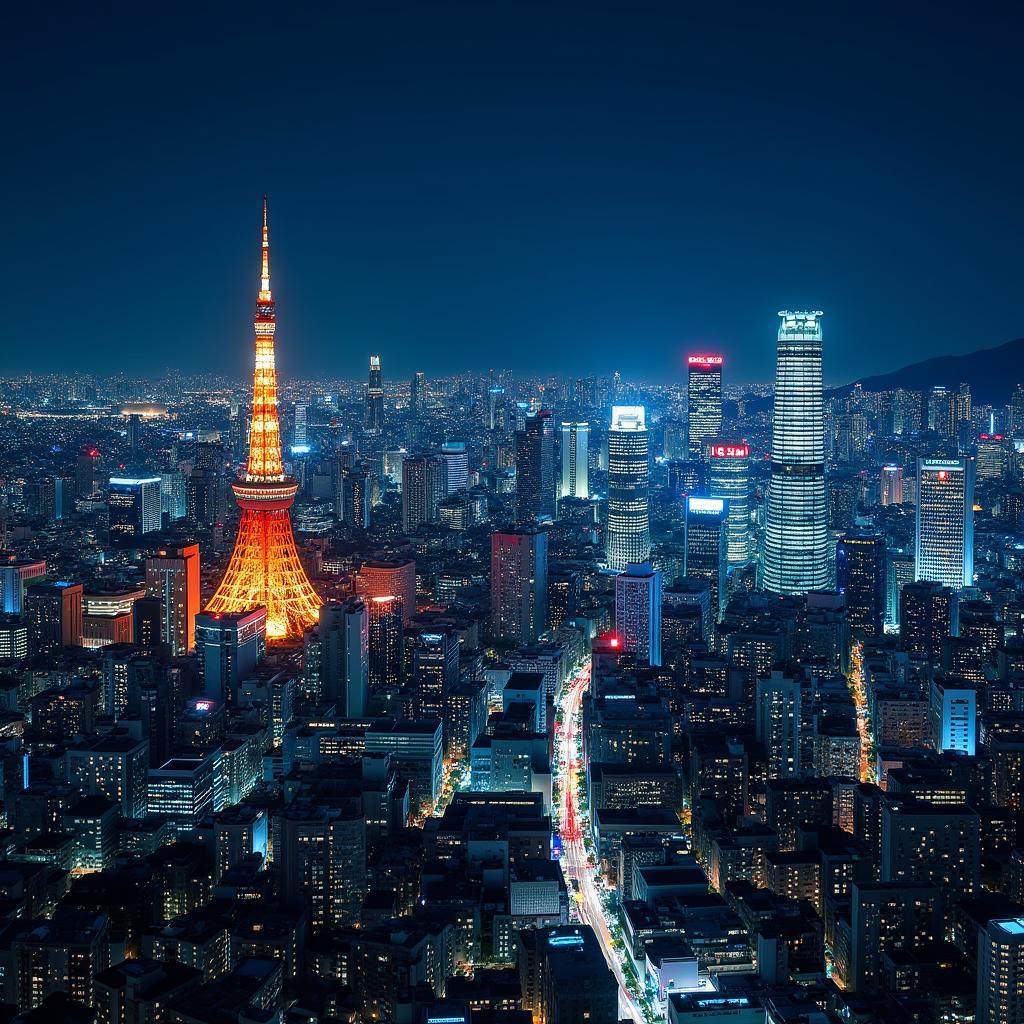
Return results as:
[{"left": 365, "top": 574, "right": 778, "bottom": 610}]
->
[{"left": 830, "top": 336, "right": 1024, "bottom": 407}]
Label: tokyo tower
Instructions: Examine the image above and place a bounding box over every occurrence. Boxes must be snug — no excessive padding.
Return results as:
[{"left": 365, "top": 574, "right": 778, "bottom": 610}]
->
[{"left": 204, "top": 197, "right": 322, "bottom": 640}]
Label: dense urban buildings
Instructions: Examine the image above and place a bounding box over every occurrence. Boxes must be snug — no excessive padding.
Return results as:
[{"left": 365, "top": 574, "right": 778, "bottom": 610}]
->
[{"left": 3, "top": 223, "right": 1024, "bottom": 1024}]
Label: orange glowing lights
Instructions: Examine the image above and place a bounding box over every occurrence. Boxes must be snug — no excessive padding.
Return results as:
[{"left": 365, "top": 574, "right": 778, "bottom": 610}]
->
[{"left": 203, "top": 198, "right": 322, "bottom": 641}]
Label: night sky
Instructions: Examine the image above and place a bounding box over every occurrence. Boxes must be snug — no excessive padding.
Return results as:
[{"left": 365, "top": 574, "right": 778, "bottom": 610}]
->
[{"left": 6, "top": 3, "right": 1024, "bottom": 384}]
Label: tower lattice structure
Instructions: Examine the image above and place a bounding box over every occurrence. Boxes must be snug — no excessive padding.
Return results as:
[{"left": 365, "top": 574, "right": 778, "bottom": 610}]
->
[{"left": 204, "top": 198, "right": 322, "bottom": 640}]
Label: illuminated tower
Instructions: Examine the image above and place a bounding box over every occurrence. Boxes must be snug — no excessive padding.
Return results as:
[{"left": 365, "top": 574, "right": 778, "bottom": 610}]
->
[
  {"left": 204, "top": 198, "right": 322, "bottom": 641},
  {"left": 687, "top": 355, "right": 723, "bottom": 458},
  {"left": 762, "top": 311, "right": 829, "bottom": 595},
  {"left": 605, "top": 405, "right": 650, "bottom": 571}
]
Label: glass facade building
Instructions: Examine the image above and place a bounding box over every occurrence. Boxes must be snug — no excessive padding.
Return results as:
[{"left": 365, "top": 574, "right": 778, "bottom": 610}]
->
[
  {"left": 762, "top": 311, "right": 829, "bottom": 594},
  {"left": 605, "top": 405, "right": 650, "bottom": 572},
  {"left": 707, "top": 441, "right": 751, "bottom": 566},
  {"left": 559, "top": 421, "right": 590, "bottom": 499},
  {"left": 687, "top": 355, "right": 723, "bottom": 459},
  {"left": 914, "top": 457, "right": 975, "bottom": 590}
]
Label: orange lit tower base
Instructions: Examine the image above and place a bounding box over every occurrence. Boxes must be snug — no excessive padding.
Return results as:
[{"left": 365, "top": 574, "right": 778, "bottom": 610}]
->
[{"left": 204, "top": 198, "right": 322, "bottom": 640}]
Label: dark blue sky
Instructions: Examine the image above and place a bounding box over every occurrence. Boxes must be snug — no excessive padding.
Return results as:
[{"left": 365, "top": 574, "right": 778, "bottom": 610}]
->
[{"left": 6, "top": 3, "right": 1023, "bottom": 384}]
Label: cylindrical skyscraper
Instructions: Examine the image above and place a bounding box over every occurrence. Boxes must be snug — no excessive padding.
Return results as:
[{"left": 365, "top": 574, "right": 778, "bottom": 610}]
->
[
  {"left": 605, "top": 405, "right": 650, "bottom": 572},
  {"left": 762, "top": 311, "right": 828, "bottom": 594}
]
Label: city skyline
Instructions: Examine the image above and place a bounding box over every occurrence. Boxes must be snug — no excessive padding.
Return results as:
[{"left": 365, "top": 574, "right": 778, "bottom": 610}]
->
[
  {"left": 7, "top": 6, "right": 1024, "bottom": 382},
  {"left": 3, "top": 6, "right": 1024, "bottom": 1023}
]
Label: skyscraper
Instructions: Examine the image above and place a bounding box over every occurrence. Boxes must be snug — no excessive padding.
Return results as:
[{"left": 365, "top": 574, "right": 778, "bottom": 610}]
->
[
  {"left": 605, "top": 405, "right": 650, "bottom": 571},
  {"left": 76, "top": 447, "right": 101, "bottom": 498},
  {"left": 559, "top": 421, "right": 590, "bottom": 500},
  {"left": 684, "top": 495, "right": 728, "bottom": 622},
  {"left": 516, "top": 410, "right": 556, "bottom": 523},
  {"left": 756, "top": 670, "right": 802, "bottom": 779},
  {"left": 491, "top": 525, "right": 548, "bottom": 644},
  {"left": 108, "top": 476, "right": 162, "bottom": 546},
  {"left": 146, "top": 544, "right": 200, "bottom": 656},
  {"left": 440, "top": 441, "right": 469, "bottom": 493},
  {"left": 194, "top": 607, "right": 267, "bottom": 703},
  {"left": 707, "top": 440, "right": 751, "bottom": 566},
  {"left": 836, "top": 533, "right": 887, "bottom": 640},
  {"left": 409, "top": 370, "right": 426, "bottom": 416},
  {"left": 614, "top": 562, "right": 662, "bottom": 667},
  {"left": 880, "top": 464, "right": 904, "bottom": 505},
  {"left": 308, "top": 598, "right": 369, "bottom": 716},
  {"left": 204, "top": 199, "right": 322, "bottom": 640},
  {"left": 1, "top": 556, "right": 46, "bottom": 614},
  {"left": 915, "top": 457, "right": 975, "bottom": 590},
  {"left": 687, "top": 354, "right": 723, "bottom": 459},
  {"left": 899, "top": 581, "right": 955, "bottom": 661},
  {"left": 365, "top": 354, "right": 384, "bottom": 432},
  {"left": 401, "top": 453, "right": 445, "bottom": 533},
  {"left": 762, "top": 311, "right": 828, "bottom": 595}
]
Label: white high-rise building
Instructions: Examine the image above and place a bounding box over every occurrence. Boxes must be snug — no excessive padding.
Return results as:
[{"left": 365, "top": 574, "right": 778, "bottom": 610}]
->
[
  {"left": 915, "top": 457, "right": 975, "bottom": 590},
  {"left": 559, "top": 421, "right": 590, "bottom": 499},
  {"left": 440, "top": 441, "right": 469, "bottom": 493},
  {"left": 977, "top": 916, "right": 1024, "bottom": 1024},
  {"left": 762, "top": 311, "right": 828, "bottom": 594},
  {"left": 707, "top": 440, "right": 751, "bottom": 566},
  {"left": 614, "top": 562, "right": 662, "bottom": 667},
  {"left": 605, "top": 406, "right": 650, "bottom": 572}
]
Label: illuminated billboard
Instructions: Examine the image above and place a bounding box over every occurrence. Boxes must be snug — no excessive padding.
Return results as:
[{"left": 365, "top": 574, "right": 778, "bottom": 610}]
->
[
  {"left": 709, "top": 443, "right": 750, "bottom": 458},
  {"left": 687, "top": 355, "right": 723, "bottom": 368}
]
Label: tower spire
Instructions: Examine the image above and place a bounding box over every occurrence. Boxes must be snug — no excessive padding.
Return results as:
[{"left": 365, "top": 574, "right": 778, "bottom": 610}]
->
[{"left": 260, "top": 194, "right": 272, "bottom": 302}]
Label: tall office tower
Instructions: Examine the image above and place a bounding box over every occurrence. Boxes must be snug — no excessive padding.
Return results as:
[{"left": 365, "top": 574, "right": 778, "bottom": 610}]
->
[
  {"left": 108, "top": 476, "right": 162, "bottom": 545},
  {"left": 836, "top": 533, "right": 887, "bottom": 640},
  {"left": 409, "top": 371, "right": 426, "bottom": 416},
  {"left": 976, "top": 433, "right": 1009, "bottom": 480},
  {"left": 666, "top": 459, "right": 704, "bottom": 497},
  {"left": 756, "top": 670, "right": 802, "bottom": 778},
  {"left": 25, "top": 581, "right": 83, "bottom": 653},
  {"left": 491, "top": 525, "right": 548, "bottom": 644},
  {"left": 310, "top": 599, "right": 369, "bottom": 716},
  {"left": 880, "top": 464, "right": 904, "bottom": 505},
  {"left": 488, "top": 385, "right": 506, "bottom": 431},
  {"left": 606, "top": 405, "right": 651, "bottom": 571},
  {"left": 977, "top": 915, "right": 1024, "bottom": 1024},
  {"left": 900, "top": 581, "right": 955, "bottom": 661},
  {"left": 707, "top": 440, "right": 752, "bottom": 566},
  {"left": 915, "top": 457, "right": 975, "bottom": 590},
  {"left": 614, "top": 562, "right": 662, "bottom": 667},
  {"left": 159, "top": 471, "right": 187, "bottom": 522},
  {"left": 0, "top": 556, "right": 46, "bottom": 614},
  {"left": 186, "top": 469, "right": 221, "bottom": 526},
  {"left": 559, "top": 421, "right": 590, "bottom": 499},
  {"left": 929, "top": 678, "right": 977, "bottom": 755},
  {"left": 954, "top": 382, "right": 972, "bottom": 428},
  {"left": 662, "top": 418, "right": 687, "bottom": 460},
  {"left": 687, "top": 354, "right": 723, "bottom": 458},
  {"left": 194, "top": 607, "right": 267, "bottom": 704},
  {"left": 204, "top": 199, "right": 322, "bottom": 640},
  {"left": 365, "top": 354, "right": 384, "bottom": 432},
  {"left": 0, "top": 618, "right": 28, "bottom": 660},
  {"left": 412, "top": 628, "right": 460, "bottom": 725},
  {"left": 367, "top": 595, "right": 404, "bottom": 694},
  {"left": 927, "top": 385, "right": 957, "bottom": 436},
  {"left": 516, "top": 410, "right": 556, "bottom": 523},
  {"left": 76, "top": 446, "right": 101, "bottom": 498},
  {"left": 355, "top": 558, "right": 415, "bottom": 629},
  {"left": 146, "top": 544, "right": 200, "bottom": 656},
  {"left": 441, "top": 441, "right": 469, "bottom": 493},
  {"left": 338, "top": 464, "right": 371, "bottom": 529},
  {"left": 401, "top": 453, "right": 445, "bottom": 532},
  {"left": 292, "top": 402, "right": 308, "bottom": 449},
  {"left": 684, "top": 495, "right": 728, "bottom": 622},
  {"left": 762, "top": 311, "right": 828, "bottom": 595}
]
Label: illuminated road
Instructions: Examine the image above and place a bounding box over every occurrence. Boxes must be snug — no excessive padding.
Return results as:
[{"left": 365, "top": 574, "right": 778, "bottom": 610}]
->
[
  {"left": 848, "top": 639, "right": 875, "bottom": 783},
  {"left": 555, "top": 663, "right": 647, "bottom": 1024}
]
